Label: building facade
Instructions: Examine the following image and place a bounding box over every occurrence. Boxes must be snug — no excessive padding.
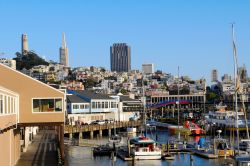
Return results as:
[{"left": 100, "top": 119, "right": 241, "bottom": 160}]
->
[
  {"left": 142, "top": 64, "right": 154, "bottom": 74},
  {"left": 0, "top": 63, "right": 66, "bottom": 165},
  {"left": 110, "top": 43, "right": 131, "bottom": 72},
  {"left": 211, "top": 69, "right": 218, "bottom": 82},
  {"left": 0, "top": 58, "right": 16, "bottom": 70}
]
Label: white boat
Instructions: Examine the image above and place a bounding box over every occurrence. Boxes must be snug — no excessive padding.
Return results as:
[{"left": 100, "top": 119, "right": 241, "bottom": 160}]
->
[
  {"left": 207, "top": 104, "right": 250, "bottom": 128},
  {"left": 129, "top": 136, "right": 162, "bottom": 160}
]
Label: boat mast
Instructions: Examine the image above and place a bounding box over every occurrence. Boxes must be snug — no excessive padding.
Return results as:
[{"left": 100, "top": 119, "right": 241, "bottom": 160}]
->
[
  {"left": 232, "top": 23, "right": 239, "bottom": 154},
  {"left": 142, "top": 75, "right": 147, "bottom": 137},
  {"left": 177, "top": 66, "right": 180, "bottom": 140}
]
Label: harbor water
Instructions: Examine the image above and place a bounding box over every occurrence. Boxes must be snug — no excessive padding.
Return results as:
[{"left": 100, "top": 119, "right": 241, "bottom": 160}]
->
[{"left": 66, "top": 130, "right": 235, "bottom": 166}]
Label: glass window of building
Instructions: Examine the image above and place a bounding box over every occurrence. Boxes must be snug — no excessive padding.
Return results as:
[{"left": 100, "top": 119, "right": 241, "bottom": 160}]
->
[
  {"left": 55, "top": 99, "right": 62, "bottom": 112},
  {"left": 4, "top": 95, "right": 7, "bottom": 114},
  {"left": 8, "top": 96, "right": 11, "bottom": 114},
  {"left": 92, "top": 102, "right": 96, "bottom": 109},
  {"left": 0, "top": 95, "right": 2, "bottom": 114},
  {"left": 33, "top": 98, "right": 63, "bottom": 112},
  {"left": 73, "top": 104, "right": 79, "bottom": 109},
  {"left": 80, "top": 104, "right": 84, "bottom": 109},
  {"left": 98, "top": 102, "right": 101, "bottom": 108},
  {"left": 105, "top": 102, "right": 108, "bottom": 108}
]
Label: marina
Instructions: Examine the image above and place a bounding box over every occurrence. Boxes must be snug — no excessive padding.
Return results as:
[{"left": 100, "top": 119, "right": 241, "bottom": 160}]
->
[{"left": 65, "top": 130, "right": 237, "bottom": 166}]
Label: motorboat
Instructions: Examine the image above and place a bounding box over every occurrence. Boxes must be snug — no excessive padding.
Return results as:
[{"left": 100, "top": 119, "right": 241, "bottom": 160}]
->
[
  {"left": 184, "top": 121, "right": 205, "bottom": 135},
  {"left": 129, "top": 136, "right": 162, "bottom": 160},
  {"left": 212, "top": 130, "right": 234, "bottom": 157},
  {"left": 93, "top": 144, "right": 114, "bottom": 156}
]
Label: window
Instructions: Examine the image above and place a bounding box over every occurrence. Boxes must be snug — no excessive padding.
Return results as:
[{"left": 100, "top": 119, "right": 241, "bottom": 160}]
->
[
  {"left": 0, "top": 95, "right": 2, "bottom": 114},
  {"left": 32, "top": 98, "right": 63, "bottom": 112},
  {"left": 10, "top": 97, "right": 13, "bottom": 114},
  {"left": 105, "top": 102, "right": 108, "bottom": 108},
  {"left": 55, "top": 99, "right": 62, "bottom": 112},
  {"left": 111, "top": 102, "right": 117, "bottom": 108},
  {"left": 97, "top": 102, "right": 101, "bottom": 108},
  {"left": 102, "top": 102, "right": 105, "bottom": 108},
  {"left": 80, "top": 104, "right": 84, "bottom": 109},
  {"left": 8, "top": 96, "right": 11, "bottom": 114},
  {"left": 4, "top": 96, "right": 7, "bottom": 114},
  {"left": 92, "top": 102, "right": 96, "bottom": 109},
  {"left": 73, "top": 104, "right": 79, "bottom": 109}
]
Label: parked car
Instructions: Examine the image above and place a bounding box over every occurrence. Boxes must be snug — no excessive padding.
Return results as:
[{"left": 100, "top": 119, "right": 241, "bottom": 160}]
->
[
  {"left": 91, "top": 120, "right": 105, "bottom": 125},
  {"left": 105, "top": 118, "right": 114, "bottom": 123}
]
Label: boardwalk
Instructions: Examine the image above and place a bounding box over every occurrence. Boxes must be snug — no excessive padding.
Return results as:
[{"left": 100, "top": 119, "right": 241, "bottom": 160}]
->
[{"left": 16, "top": 130, "right": 58, "bottom": 166}]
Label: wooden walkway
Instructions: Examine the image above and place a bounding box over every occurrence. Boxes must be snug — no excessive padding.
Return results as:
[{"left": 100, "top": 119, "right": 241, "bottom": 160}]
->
[{"left": 16, "top": 130, "right": 59, "bottom": 166}]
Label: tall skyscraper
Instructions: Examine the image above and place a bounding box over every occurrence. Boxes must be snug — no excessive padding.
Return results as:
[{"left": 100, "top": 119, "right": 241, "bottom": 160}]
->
[
  {"left": 211, "top": 69, "right": 218, "bottom": 82},
  {"left": 238, "top": 65, "right": 248, "bottom": 83},
  {"left": 22, "top": 34, "right": 29, "bottom": 55},
  {"left": 110, "top": 43, "right": 131, "bottom": 72},
  {"left": 59, "top": 33, "right": 69, "bottom": 67},
  {"left": 142, "top": 64, "right": 154, "bottom": 74}
]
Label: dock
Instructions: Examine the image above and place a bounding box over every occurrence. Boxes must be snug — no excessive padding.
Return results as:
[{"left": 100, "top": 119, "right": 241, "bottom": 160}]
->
[
  {"left": 64, "top": 121, "right": 142, "bottom": 139},
  {"left": 187, "top": 149, "right": 218, "bottom": 159},
  {"left": 116, "top": 149, "right": 133, "bottom": 161}
]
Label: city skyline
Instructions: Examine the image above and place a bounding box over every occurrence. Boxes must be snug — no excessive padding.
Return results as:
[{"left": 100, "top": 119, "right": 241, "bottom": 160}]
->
[{"left": 0, "top": 0, "right": 250, "bottom": 81}]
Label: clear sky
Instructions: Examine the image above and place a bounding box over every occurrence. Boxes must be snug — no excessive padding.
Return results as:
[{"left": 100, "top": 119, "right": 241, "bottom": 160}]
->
[{"left": 1, "top": 0, "right": 250, "bottom": 82}]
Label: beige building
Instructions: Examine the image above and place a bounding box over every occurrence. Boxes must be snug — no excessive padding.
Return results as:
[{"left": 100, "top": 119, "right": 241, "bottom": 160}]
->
[
  {"left": 0, "top": 63, "right": 65, "bottom": 165},
  {"left": 0, "top": 58, "right": 16, "bottom": 70}
]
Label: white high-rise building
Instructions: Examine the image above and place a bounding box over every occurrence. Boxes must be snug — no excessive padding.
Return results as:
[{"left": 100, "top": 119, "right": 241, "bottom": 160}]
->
[
  {"left": 142, "top": 64, "right": 154, "bottom": 74},
  {"left": 59, "top": 33, "right": 69, "bottom": 67}
]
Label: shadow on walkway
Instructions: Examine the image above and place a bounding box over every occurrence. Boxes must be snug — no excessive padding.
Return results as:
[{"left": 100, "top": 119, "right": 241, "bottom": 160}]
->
[{"left": 16, "top": 130, "right": 58, "bottom": 166}]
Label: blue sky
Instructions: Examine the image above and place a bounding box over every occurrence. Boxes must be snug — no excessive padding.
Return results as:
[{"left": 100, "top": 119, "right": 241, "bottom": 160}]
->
[{"left": 1, "top": 0, "right": 250, "bottom": 82}]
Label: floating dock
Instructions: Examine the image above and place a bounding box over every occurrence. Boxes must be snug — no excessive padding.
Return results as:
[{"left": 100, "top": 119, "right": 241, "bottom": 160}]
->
[
  {"left": 186, "top": 149, "right": 218, "bottom": 159},
  {"left": 116, "top": 149, "right": 133, "bottom": 161}
]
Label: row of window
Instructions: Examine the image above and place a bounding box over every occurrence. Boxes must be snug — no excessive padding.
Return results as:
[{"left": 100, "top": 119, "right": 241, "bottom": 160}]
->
[
  {"left": 151, "top": 96, "right": 204, "bottom": 103},
  {"left": 72, "top": 104, "right": 90, "bottom": 110},
  {"left": 33, "top": 98, "right": 62, "bottom": 112},
  {"left": 91, "top": 101, "right": 118, "bottom": 109},
  {"left": 0, "top": 93, "right": 17, "bottom": 115}
]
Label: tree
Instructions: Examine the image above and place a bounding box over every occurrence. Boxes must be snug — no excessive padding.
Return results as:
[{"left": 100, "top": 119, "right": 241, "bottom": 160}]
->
[
  {"left": 14, "top": 51, "right": 49, "bottom": 70},
  {"left": 120, "top": 88, "right": 128, "bottom": 94}
]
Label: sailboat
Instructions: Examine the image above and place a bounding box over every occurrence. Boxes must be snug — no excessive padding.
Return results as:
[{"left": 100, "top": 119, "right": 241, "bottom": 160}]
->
[
  {"left": 128, "top": 75, "right": 162, "bottom": 160},
  {"left": 231, "top": 24, "right": 250, "bottom": 165}
]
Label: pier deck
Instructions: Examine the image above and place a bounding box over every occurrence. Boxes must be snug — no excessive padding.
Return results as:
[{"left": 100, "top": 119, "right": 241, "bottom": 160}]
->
[
  {"left": 16, "top": 130, "right": 61, "bottom": 166},
  {"left": 64, "top": 121, "right": 142, "bottom": 135}
]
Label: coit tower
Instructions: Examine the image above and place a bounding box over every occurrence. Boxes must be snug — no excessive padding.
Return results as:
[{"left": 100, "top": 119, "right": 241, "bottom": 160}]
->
[
  {"left": 22, "top": 34, "right": 29, "bottom": 55},
  {"left": 59, "top": 33, "right": 69, "bottom": 66}
]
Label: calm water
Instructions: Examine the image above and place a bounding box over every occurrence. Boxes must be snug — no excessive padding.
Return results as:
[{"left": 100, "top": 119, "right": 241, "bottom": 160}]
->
[{"left": 65, "top": 130, "right": 235, "bottom": 166}]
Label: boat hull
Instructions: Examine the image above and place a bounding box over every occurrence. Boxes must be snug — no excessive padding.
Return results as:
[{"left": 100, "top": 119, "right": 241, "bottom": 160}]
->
[
  {"left": 217, "top": 149, "right": 234, "bottom": 157},
  {"left": 133, "top": 151, "right": 162, "bottom": 160}
]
